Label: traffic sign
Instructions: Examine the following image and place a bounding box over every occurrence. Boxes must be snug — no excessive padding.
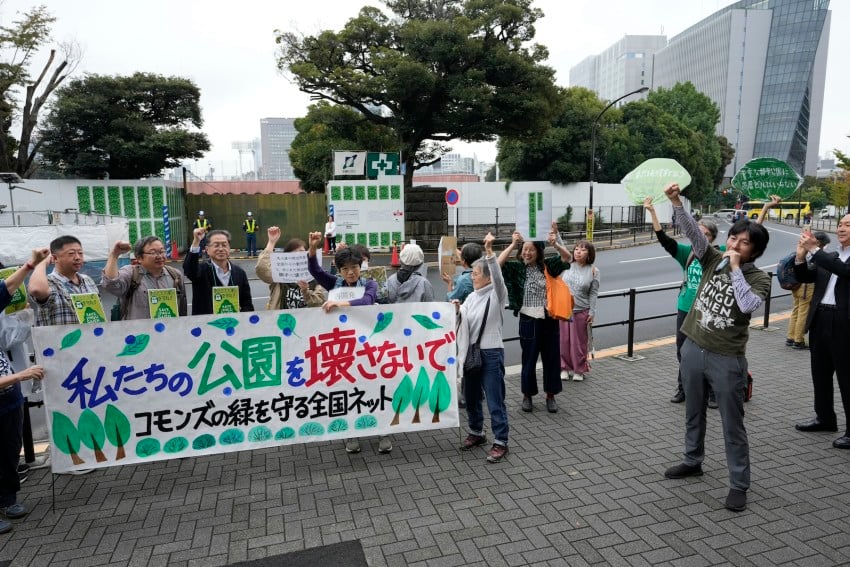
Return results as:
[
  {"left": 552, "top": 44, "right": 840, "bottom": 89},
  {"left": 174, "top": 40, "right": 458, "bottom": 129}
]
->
[{"left": 445, "top": 188, "right": 459, "bottom": 206}]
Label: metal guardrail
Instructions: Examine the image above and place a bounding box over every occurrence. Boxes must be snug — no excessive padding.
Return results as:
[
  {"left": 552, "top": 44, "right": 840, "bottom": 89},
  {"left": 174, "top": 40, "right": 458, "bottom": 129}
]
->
[{"left": 504, "top": 271, "right": 790, "bottom": 358}]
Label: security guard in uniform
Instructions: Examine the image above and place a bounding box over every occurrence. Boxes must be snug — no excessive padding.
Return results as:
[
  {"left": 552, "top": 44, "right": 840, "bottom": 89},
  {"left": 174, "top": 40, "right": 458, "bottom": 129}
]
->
[
  {"left": 242, "top": 212, "right": 258, "bottom": 257},
  {"left": 193, "top": 211, "right": 212, "bottom": 256}
]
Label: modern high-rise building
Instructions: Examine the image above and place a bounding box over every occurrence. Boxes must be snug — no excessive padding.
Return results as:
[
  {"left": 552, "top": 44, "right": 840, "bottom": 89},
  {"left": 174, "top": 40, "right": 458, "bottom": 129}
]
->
[
  {"left": 259, "top": 118, "right": 297, "bottom": 180},
  {"left": 568, "top": 35, "right": 667, "bottom": 106},
  {"left": 570, "top": 0, "right": 831, "bottom": 177}
]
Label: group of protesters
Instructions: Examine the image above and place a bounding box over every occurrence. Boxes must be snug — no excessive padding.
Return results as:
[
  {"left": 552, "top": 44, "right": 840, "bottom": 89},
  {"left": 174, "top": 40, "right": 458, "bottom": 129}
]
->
[{"left": 1, "top": 186, "right": 848, "bottom": 530}]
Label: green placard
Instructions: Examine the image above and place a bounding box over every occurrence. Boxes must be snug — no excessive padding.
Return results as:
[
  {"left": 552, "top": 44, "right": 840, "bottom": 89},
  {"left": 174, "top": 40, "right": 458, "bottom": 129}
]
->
[
  {"left": 369, "top": 233, "right": 379, "bottom": 247},
  {"left": 357, "top": 233, "right": 367, "bottom": 245},
  {"left": 77, "top": 186, "right": 91, "bottom": 214},
  {"left": 380, "top": 232, "right": 390, "bottom": 247},
  {"left": 122, "top": 186, "right": 137, "bottom": 217},
  {"left": 330, "top": 186, "right": 342, "bottom": 200},
  {"left": 343, "top": 187, "right": 353, "bottom": 201},
  {"left": 731, "top": 157, "right": 802, "bottom": 200},
  {"left": 70, "top": 293, "right": 107, "bottom": 324},
  {"left": 148, "top": 289, "right": 179, "bottom": 319},
  {"left": 108, "top": 186, "right": 121, "bottom": 215},
  {"left": 392, "top": 232, "right": 401, "bottom": 245},
  {"left": 621, "top": 158, "right": 692, "bottom": 205},
  {"left": 379, "top": 185, "right": 389, "bottom": 200},
  {"left": 391, "top": 185, "right": 401, "bottom": 199},
  {"left": 137, "top": 186, "right": 150, "bottom": 217},
  {"left": 344, "top": 234, "right": 355, "bottom": 245},
  {"left": 93, "top": 186, "right": 106, "bottom": 214},
  {"left": 355, "top": 186, "right": 366, "bottom": 200},
  {"left": 212, "top": 286, "right": 240, "bottom": 314},
  {"left": 0, "top": 267, "right": 27, "bottom": 313},
  {"left": 367, "top": 185, "right": 378, "bottom": 200}
]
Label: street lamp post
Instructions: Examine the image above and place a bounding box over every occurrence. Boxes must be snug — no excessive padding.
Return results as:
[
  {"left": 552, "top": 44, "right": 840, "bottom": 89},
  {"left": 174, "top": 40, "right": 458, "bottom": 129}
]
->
[{"left": 587, "top": 86, "right": 649, "bottom": 240}]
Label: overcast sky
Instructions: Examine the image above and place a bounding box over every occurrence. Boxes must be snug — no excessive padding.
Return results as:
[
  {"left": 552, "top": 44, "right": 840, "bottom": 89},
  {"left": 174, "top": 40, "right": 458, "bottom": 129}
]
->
[{"left": 2, "top": 0, "right": 847, "bottom": 177}]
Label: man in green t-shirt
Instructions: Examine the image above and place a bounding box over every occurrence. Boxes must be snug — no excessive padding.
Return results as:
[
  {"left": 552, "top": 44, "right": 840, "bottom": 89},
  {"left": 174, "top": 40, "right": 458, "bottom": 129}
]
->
[{"left": 660, "top": 182, "right": 770, "bottom": 513}]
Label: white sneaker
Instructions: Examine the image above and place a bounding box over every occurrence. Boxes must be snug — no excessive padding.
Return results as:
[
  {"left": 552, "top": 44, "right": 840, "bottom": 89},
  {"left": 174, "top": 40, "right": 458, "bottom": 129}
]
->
[
  {"left": 345, "top": 439, "right": 361, "bottom": 454},
  {"left": 560, "top": 370, "right": 569, "bottom": 381},
  {"left": 572, "top": 373, "right": 584, "bottom": 381},
  {"left": 378, "top": 436, "right": 393, "bottom": 454}
]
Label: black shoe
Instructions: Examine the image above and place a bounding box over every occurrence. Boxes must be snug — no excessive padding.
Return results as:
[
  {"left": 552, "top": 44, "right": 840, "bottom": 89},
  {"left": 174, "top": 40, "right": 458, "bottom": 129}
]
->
[
  {"left": 832, "top": 435, "right": 850, "bottom": 449},
  {"left": 792, "top": 341, "right": 808, "bottom": 350},
  {"left": 785, "top": 338, "right": 795, "bottom": 346},
  {"left": 725, "top": 488, "right": 747, "bottom": 512},
  {"left": 707, "top": 394, "right": 719, "bottom": 409},
  {"left": 521, "top": 397, "right": 532, "bottom": 412},
  {"left": 670, "top": 390, "right": 685, "bottom": 403},
  {"left": 664, "top": 462, "right": 703, "bottom": 479},
  {"left": 795, "top": 417, "right": 838, "bottom": 432}
]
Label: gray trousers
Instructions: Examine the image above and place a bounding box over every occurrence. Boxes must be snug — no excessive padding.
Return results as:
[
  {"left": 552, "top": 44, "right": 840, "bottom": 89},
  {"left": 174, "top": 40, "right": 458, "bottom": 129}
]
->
[{"left": 680, "top": 338, "right": 750, "bottom": 491}]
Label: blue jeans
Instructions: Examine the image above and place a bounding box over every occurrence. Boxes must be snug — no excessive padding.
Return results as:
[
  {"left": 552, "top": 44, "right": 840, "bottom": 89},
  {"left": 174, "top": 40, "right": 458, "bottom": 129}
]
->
[
  {"left": 519, "top": 314, "right": 561, "bottom": 396},
  {"left": 465, "top": 348, "right": 509, "bottom": 446}
]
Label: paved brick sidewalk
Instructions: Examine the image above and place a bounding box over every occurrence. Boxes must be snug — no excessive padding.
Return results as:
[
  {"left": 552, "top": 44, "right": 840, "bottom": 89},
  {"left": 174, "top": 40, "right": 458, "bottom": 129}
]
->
[{"left": 3, "top": 318, "right": 850, "bottom": 566}]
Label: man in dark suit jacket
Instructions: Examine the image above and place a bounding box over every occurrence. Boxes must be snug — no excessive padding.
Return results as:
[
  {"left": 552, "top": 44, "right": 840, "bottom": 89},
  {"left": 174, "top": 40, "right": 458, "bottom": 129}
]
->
[
  {"left": 793, "top": 217, "right": 850, "bottom": 449},
  {"left": 183, "top": 228, "right": 254, "bottom": 315}
]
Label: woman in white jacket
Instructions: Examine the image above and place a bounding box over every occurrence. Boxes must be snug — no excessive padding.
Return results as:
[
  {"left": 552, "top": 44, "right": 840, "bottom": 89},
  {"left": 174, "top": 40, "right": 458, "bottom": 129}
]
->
[{"left": 456, "top": 232, "right": 509, "bottom": 463}]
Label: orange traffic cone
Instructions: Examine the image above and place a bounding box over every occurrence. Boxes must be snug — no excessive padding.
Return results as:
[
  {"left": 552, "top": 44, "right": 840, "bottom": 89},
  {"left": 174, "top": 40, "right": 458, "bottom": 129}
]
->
[
  {"left": 171, "top": 241, "right": 178, "bottom": 260},
  {"left": 323, "top": 235, "right": 330, "bottom": 254},
  {"left": 390, "top": 242, "right": 400, "bottom": 267}
]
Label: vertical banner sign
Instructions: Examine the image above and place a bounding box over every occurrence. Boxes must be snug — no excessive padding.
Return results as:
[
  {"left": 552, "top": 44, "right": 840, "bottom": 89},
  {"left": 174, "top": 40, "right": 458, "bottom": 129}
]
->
[
  {"left": 585, "top": 210, "right": 595, "bottom": 242},
  {"left": 33, "top": 304, "right": 459, "bottom": 473},
  {"left": 515, "top": 189, "right": 552, "bottom": 241},
  {"left": 162, "top": 205, "right": 171, "bottom": 252}
]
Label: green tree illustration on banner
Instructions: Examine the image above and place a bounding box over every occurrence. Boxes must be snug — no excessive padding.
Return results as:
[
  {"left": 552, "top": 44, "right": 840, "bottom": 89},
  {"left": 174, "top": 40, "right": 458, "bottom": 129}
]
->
[
  {"left": 79, "top": 409, "right": 108, "bottom": 462},
  {"left": 429, "top": 371, "right": 451, "bottom": 423},
  {"left": 51, "top": 412, "right": 85, "bottom": 465},
  {"left": 104, "top": 405, "right": 131, "bottom": 460},
  {"left": 411, "top": 367, "right": 431, "bottom": 424},
  {"left": 391, "top": 374, "right": 413, "bottom": 426}
]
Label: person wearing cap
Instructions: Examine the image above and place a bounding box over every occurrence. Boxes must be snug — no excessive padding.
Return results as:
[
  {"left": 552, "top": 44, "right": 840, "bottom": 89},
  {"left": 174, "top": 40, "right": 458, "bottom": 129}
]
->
[
  {"left": 387, "top": 243, "right": 434, "bottom": 303},
  {"left": 193, "top": 211, "right": 212, "bottom": 257},
  {"left": 242, "top": 212, "right": 259, "bottom": 258},
  {"left": 794, "top": 219, "right": 850, "bottom": 450}
]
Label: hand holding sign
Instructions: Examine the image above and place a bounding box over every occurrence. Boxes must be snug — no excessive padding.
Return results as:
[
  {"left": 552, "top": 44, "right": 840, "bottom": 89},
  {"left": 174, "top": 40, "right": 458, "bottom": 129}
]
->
[
  {"left": 732, "top": 157, "right": 802, "bottom": 200},
  {"left": 622, "top": 158, "right": 692, "bottom": 205}
]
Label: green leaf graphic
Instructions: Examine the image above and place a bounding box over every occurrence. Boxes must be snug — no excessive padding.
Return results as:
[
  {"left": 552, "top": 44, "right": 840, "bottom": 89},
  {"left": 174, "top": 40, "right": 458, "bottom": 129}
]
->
[
  {"left": 104, "top": 405, "right": 131, "bottom": 458},
  {"left": 164, "top": 437, "right": 189, "bottom": 453},
  {"left": 390, "top": 374, "right": 413, "bottom": 426},
  {"left": 78, "top": 409, "right": 106, "bottom": 452},
  {"left": 355, "top": 415, "right": 378, "bottom": 430},
  {"left": 274, "top": 427, "right": 296, "bottom": 440},
  {"left": 328, "top": 418, "right": 348, "bottom": 433},
  {"left": 248, "top": 426, "right": 272, "bottom": 442},
  {"left": 61, "top": 329, "right": 82, "bottom": 350},
  {"left": 219, "top": 429, "right": 245, "bottom": 445},
  {"left": 208, "top": 317, "right": 239, "bottom": 330},
  {"left": 118, "top": 334, "right": 150, "bottom": 357},
  {"left": 411, "top": 367, "right": 431, "bottom": 423},
  {"left": 192, "top": 434, "right": 216, "bottom": 450},
  {"left": 276, "top": 313, "right": 297, "bottom": 335},
  {"left": 136, "top": 438, "right": 161, "bottom": 458},
  {"left": 372, "top": 312, "right": 393, "bottom": 335},
  {"left": 411, "top": 314, "right": 442, "bottom": 330},
  {"left": 299, "top": 422, "right": 325, "bottom": 436}
]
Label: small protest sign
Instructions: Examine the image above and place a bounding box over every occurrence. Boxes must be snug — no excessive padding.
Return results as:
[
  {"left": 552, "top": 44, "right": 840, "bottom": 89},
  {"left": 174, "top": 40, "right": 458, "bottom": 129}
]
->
[
  {"left": 515, "top": 189, "right": 552, "bottom": 241},
  {"left": 70, "top": 293, "right": 107, "bottom": 324},
  {"left": 621, "top": 158, "right": 692, "bottom": 205},
  {"left": 212, "top": 286, "right": 240, "bottom": 314},
  {"left": 731, "top": 157, "right": 802, "bottom": 200}
]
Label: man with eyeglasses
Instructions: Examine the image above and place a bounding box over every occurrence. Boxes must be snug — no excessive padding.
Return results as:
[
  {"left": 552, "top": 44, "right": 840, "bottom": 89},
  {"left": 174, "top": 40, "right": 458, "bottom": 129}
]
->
[
  {"left": 28, "top": 235, "right": 100, "bottom": 327},
  {"left": 184, "top": 228, "right": 254, "bottom": 315},
  {"left": 101, "top": 237, "right": 188, "bottom": 320}
]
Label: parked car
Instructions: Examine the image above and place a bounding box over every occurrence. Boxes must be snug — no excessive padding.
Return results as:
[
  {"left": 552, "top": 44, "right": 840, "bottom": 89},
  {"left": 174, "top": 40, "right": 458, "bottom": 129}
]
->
[
  {"left": 712, "top": 209, "right": 739, "bottom": 221},
  {"left": 819, "top": 206, "right": 837, "bottom": 219}
]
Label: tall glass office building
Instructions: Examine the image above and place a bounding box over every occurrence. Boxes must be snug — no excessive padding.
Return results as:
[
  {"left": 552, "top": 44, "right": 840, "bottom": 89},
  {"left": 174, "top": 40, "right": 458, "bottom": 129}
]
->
[{"left": 572, "top": 0, "right": 831, "bottom": 177}]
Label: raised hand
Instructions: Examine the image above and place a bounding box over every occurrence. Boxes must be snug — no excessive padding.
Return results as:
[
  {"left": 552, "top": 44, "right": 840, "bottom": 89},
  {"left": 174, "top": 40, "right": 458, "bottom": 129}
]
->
[
  {"left": 111, "top": 240, "right": 132, "bottom": 256},
  {"left": 267, "top": 226, "right": 281, "bottom": 246}
]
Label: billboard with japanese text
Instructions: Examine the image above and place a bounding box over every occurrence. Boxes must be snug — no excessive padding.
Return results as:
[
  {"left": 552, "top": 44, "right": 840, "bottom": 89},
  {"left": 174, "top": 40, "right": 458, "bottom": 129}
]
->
[{"left": 33, "top": 304, "right": 458, "bottom": 473}]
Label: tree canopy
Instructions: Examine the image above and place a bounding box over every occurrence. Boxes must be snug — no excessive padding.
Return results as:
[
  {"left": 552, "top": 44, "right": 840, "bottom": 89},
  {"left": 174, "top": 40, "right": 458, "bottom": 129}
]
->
[
  {"left": 497, "top": 81, "right": 731, "bottom": 205},
  {"left": 276, "top": 0, "right": 561, "bottom": 188},
  {"left": 289, "top": 101, "right": 399, "bottom": 193},
  {"left": 39, "top": 72, "right": 210, "bottom": 179},
  {"left": 0, "top": 4, "right": 76, "bottom": 177}
]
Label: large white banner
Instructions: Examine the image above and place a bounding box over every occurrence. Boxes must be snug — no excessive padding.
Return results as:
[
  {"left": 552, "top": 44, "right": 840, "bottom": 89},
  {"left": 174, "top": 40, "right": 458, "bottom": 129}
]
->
[
  {"left": 33, "top": 304, "right": 459, "bottom": 473},
  {"left": 333, "top": 151, "right": 367, "bottom": 176}
]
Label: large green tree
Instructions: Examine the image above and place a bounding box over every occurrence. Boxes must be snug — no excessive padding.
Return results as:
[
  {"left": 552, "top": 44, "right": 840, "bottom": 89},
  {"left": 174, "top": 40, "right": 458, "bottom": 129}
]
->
[
  {"left": 289, "top": 101, "right": 399, "bottom": 192},
  {"left": 276, "top": 0, "right": 561, "bottom": 189},
  {"left": 0, "top": 5, "right": 76, "bottom": 177},
  {"left": 39, "top": 72, "right": 210, "bottom": 178}
]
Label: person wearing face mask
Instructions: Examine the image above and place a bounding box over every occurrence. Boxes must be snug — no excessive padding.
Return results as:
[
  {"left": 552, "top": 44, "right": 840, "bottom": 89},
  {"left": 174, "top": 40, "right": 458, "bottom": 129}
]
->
[
  {"left": 183, "top": 228, "right": 254, "bottom": 316},
  {"left": 497, "top": 226, "right": 570, "bottom": 414},
  {"left": 661, "top": 182, "right": 771, "bottom": 513},
  {"left": 645, "top": 197, "right": 723, "bottom": 406}
]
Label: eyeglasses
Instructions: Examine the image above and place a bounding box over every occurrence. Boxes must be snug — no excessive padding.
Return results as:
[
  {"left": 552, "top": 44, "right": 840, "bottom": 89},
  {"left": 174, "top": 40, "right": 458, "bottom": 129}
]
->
[{"left": 143, "top": 251, "right": 168, "bottom": 257}]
